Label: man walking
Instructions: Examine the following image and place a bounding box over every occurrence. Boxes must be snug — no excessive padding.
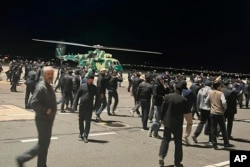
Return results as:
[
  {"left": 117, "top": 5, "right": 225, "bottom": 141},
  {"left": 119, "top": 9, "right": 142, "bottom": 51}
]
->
[
  {"left": 24, "top": 66, "right": 38, "bottom": 109},
  {"left": 16, "top": 66, "right": 57, "bottom": 167},
  {"left": 96, "top": 68, "right": 108, "bottom": 121},
  {"left": 205, "top": 81, "right": 232, "bottom": 149},
  {"left": 73, "top": 74, "right": 99, "bottom": 143},
  {"left": 159, "top": 81, "right": 192, "bottom": 167}
]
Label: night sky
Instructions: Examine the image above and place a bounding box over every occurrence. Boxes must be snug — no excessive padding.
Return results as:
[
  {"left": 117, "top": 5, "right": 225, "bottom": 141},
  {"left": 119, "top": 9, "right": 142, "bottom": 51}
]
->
[{"left": 1, "top": 1, "right": 250, "bottom": 73}]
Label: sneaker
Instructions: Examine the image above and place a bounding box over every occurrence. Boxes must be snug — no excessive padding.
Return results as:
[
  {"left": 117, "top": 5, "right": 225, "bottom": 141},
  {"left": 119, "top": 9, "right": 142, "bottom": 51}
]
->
[
  {"left": 148, "top": 130, "right": 152, "bottom": 137},
  {"left": 182, "top": 137, "right": 190, "bottom": 145},
  {"left": 159, "top": 157, "right": 164, "bottom": 167},
  {"left": 129, "top": 110, "right": 134, "bottom": 116},
  {"left": 213, "top": 145, "right": 218, "bottom": 150},
  {"left": 153, "top": 134, "right": 162, "bottom": 139},
  {"left": 79, "top": 134, "right": 83, "bottom": 139},
  {"left": 192, "top": 136, "right": 198, "bottom": 143},
  {"left": 148, "top": 119, "right": 153, "bottom": 123},
  {"left": 136, "top": 111, "right": 141, "bottom": 117},
  {"left": 83, "top": 136, "right": 88, "bottom": 143},
  {"left": 96, "top": 115, "right": 103, "bottom": 122},
  {"left": 174, "top": 163, "right": 184, "bottom": 167},
  {"left": 16, "top": 157, "right": 23, "bottom": 167}
]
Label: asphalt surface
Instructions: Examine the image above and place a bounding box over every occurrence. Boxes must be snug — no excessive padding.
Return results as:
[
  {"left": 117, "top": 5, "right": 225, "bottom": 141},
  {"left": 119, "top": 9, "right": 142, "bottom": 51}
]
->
[{"left": 1, "top": 65, "right": 249, "bottom": 167}]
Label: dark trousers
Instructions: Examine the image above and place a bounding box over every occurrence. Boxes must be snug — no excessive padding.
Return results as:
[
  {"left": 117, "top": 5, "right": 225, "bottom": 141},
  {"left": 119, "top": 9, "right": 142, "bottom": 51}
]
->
[
  {"left": 193, "top": 109, "right": 211, "bottom": 141},
  {"left": 10, "top": 80, "right": 18, "bottom": 92},
  {"left": 25, "top": 85, "right": 35, "bottom": 108},
  {"left": 224, "top": 112, "right": 235, "bottom": 137},
  {"left": 140, "top": 101, "right": 150, "bottom": 129},
  {"left": 237, "top": 93, "right": 243, "bottom": 108},
  {"left": 96, "top": 95, "right": 107, "bottom": 115},
  {"left": 79, "top": 105, "right": 92, "bottom": 137},
  {"left": 244, "top": 93, "right": 249, "bottom": 108},
  {"left": 159, "top": 127, "right": 183, "bottom": 166},
  {"left": 17, "top": 119, "right": 53, "bottom": 167},
  {"left": 191, "top": 103, "right": 200, "bottom": 119},
  {"left": 107, "top": 90, "right": 118, "bottom": 114},
  {"left": 210, "top": 114, "right": 229, "bottom": 146},
  {"left": 61, "top": 91, "right": 73, "bottom": 110},
  {"left": 128, "top": 80, "right": 132, "bottom": 92}
]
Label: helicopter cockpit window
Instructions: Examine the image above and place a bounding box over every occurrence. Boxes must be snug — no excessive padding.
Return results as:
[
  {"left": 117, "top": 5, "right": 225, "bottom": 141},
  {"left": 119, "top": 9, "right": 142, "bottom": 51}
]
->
[{"left": 112, "top": 61, "right": 120, "bottom": 65}]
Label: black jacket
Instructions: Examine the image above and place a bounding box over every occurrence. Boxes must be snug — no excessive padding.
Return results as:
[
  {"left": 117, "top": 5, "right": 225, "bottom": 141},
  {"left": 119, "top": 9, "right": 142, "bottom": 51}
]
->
[
  {"left": 136, "top": 81, "right": 153, "bottom": 102},
  {"left": 161, "top": 92, "right": 190, "bottom": 130},
  {"left": 61, "top": 73, "right": 73, "bottom": 92},
  {"left": 73, "top": 83, "right": 99, "bottom": 110},
  {"left": 30, "top": 81, "right": 57, "bottom": 121},
  {"left": 221, "top": 87, "right": 237, "bottom": 114}
]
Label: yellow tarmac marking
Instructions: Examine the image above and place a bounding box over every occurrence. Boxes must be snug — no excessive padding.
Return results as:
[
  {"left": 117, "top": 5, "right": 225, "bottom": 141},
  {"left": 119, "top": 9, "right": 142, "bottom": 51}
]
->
[{"left": 0, "top": 105, "right": 34, "bottom": 121}]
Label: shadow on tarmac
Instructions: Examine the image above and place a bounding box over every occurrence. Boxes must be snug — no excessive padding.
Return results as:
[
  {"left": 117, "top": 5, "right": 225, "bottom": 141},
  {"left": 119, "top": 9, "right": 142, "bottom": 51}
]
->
[
  {"left": 183, "top": 143, "right": 213, "bottom": 149},
  {"left": 230, "top": 138, "right": 250, "bottom": 143},
  {"left": 234, "top": 119, "right": 250, "bottom": 123},
  {"left": 218, "top": 137, "right": 250, "bottom": 143},
  {"left": 86, "top": 139, "right": 109, "bottom": 144}
]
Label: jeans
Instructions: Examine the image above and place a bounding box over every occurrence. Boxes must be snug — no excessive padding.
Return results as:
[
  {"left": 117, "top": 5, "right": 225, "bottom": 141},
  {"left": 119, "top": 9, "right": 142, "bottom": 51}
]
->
[
  {"left": 96, "top": 95, "right": 107, "bottom": 115},
  {"left": 150, "top": 105, "right": 161, "bottom": 135}
]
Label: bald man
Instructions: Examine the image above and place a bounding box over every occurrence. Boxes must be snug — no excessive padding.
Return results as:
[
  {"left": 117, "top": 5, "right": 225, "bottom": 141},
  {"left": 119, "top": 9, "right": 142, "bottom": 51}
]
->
[{"left": 16, "top": 66, "right": 57, "bottom": 167}]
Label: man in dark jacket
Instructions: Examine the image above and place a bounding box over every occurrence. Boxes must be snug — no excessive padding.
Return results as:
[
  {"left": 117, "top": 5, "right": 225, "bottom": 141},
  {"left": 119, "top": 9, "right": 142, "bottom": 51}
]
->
[
  {"left": 73, "top": 74, "right": 99, "bottom": 143},
  {"left": 16, "top": 66, "right": 57, "bottom": 167},
  {"left": 60, "top": 69, "right": 74, "bottom": 112},
  {"left": 106, "top": 70, "right": 123, "bottom": 115},
  {"left": 136, "top": 74, "right": 153, "bottom": 130},
  {"left": 24, "top": 66, "right": 38, "bottom": 109},
  {"left": 95, "top": 68, "right": 108, "bottom": 121},
  {"left": 148, "top": 75, "right": 165, "bottom": 138},
  {"left": 159, "top": 81, "right": 192, "bottom": 167},
  {"left": 130, "top": 71, "right": 144, "bottom": 116},
  {"left": 221, "top": 79, "right": 237, "bottom": 139}
]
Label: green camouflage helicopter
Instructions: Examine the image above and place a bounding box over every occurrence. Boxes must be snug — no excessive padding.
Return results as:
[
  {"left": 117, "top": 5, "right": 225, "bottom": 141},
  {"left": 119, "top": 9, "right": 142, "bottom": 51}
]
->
[{"left": 32, "top": 39, "right": 162, "bottom": 73}]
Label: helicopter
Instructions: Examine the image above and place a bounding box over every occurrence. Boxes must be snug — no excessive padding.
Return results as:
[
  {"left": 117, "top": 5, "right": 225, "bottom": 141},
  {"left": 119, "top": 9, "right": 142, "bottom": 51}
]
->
[{"left": 32, "top": 39, "right": 162, "bottom": 73}]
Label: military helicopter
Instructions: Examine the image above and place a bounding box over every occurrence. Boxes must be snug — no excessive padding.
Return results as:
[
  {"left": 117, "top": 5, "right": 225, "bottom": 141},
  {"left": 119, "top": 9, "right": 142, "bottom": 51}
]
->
[{"left": 32, "top": 39, "right": 162, "bottom": 73}]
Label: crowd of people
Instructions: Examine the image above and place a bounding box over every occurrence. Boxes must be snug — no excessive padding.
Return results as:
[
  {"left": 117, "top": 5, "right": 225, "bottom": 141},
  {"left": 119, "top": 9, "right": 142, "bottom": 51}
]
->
[{"left": 1, "top": 59, "right": 249, "bottom": 167}]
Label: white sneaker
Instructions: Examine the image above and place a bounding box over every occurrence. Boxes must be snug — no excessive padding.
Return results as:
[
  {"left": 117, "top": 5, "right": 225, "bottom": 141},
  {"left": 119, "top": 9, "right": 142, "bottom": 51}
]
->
[
  {"left": 182, "top": 137, "right": 190, "bottom": 145},
  {"left": 129, "top": 110, "right": 134, "bottom": 116}
]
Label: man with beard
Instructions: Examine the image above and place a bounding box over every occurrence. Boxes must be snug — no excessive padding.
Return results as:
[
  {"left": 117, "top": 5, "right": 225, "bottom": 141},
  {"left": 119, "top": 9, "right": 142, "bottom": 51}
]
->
[{"left": 16, "top": 66, "right": 57, "bottom": 167}]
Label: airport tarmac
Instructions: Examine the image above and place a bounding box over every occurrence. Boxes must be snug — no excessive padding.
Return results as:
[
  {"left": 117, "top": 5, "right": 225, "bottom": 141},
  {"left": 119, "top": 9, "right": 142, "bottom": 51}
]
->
[{"left": 1, "top": 65, "right": 249, "bottom": 167}]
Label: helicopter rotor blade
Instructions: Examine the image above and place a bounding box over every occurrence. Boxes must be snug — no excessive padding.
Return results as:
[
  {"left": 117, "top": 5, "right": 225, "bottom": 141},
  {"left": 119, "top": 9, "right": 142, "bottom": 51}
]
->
[
  {"left": 32, "top": 39, "right": 163, "bottom": 54},
  {"left": 32, "top": 39, "right": 95, "bottom": 49},
  {"left": 98, "top": 46, "right": 162, "bottom": 54}
]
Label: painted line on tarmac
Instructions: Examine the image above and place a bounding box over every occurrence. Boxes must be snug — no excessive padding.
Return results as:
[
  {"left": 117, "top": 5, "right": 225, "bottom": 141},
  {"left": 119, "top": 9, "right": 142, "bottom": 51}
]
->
[
  {"left": 159, "top": 124, "right": 198, "bottom": 130},
  {"left": 203, "top": 160, "right": 229, "bottom": 167},
  {"left": 21, "top": 136, "right": 58, "bottom": 143},
  {"left": 20, "top": 132, "right": 116, "bottom": 143},
  {"left": 89, "top": 132, "right": 116, "bottom": 137}
]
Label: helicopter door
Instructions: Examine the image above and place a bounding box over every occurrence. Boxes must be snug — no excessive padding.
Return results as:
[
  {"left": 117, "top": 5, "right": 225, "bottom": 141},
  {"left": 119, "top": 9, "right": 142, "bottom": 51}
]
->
[{"left": 105, "top": 60, "right": 113, "bottom": 71}]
